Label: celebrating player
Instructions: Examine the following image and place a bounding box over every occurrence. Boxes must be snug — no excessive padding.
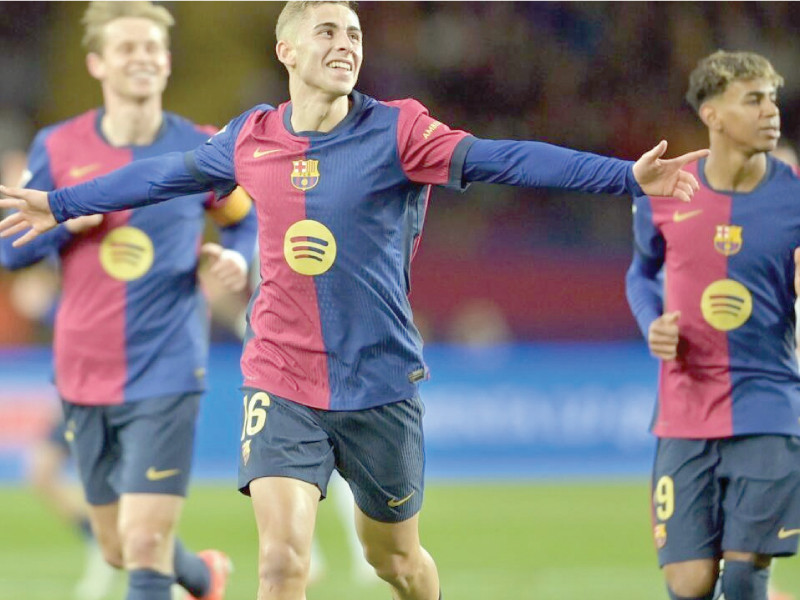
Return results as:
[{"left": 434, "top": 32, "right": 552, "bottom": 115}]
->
[
  {"left": 626, "top": 50, "right": 800, "bottom": 600},
  {"left": 0, "top": 3, "right": 257, "bottom": 600},
  {"left": 0, "top": 2, "right": 707, "bottom": 599}
]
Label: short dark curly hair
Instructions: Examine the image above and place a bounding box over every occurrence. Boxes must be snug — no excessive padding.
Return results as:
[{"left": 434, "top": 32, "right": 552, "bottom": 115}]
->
[{"left": 685, "top": 50, "right": 783, "bottom": 113}]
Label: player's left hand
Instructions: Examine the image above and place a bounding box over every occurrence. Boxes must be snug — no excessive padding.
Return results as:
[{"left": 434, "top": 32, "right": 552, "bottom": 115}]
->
[
  {"left": 0, "top": 185, "right": 57, "bottom": 246},
  {"left": 201, "top": 242, "right": 248, "bottom": 293},
  {"left": 794, "top": 248, "right": 800, "bottom": 297},
  {"left": 633, "top": 141, "right": 709, "bottom": 202}
]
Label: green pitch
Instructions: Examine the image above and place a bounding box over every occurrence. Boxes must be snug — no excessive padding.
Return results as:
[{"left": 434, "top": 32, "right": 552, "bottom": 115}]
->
[{"left": 1, "top": 480, "right": 798, "bottom": 599}]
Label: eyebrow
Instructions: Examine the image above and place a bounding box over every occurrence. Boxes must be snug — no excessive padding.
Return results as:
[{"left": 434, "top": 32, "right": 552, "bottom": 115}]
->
[{"left": 313, "top": 21, "right": 362, "bottom": 34}]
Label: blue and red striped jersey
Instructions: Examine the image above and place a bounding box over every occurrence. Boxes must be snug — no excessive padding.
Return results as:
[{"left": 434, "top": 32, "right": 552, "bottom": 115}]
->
[
  {"left": 0, "top": 109, "right": 256, "bottom": 406},
  {"left": 626, "top": 157, "right": 800, "bottom": 438},
  {"left": 189, "top": 92, "right": 472, "bottom": 410},
  {"left": 46, "top": 92, "right": 647, "bottom": 412}
]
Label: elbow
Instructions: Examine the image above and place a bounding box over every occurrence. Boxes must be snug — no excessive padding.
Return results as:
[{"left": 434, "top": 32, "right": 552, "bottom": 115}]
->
[{"left": 0, "top": 246, "right": 35, "bottom": 271}]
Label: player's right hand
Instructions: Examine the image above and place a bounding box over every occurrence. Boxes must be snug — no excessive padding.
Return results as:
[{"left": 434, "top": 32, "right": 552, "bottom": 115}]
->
[
  {"left": 64, "top": 214, "right": 103, "bottom": 234},
  {"left": 648, "top": 311, "right": 681, "bottom": 361},
  {"left": 0, "top": 185, "right": 56, "bottom": 246}
]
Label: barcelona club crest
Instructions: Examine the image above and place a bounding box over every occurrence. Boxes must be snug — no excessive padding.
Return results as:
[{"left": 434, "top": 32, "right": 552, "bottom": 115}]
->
[
  {"left": 291, "top": 159, "right": 320, "bottom": 191},
  {"left": 713, "top": 224, "right": 743, "bottom": 256},
  {"left": 653, "top": 524, "right": 667, "bottom": 549}
]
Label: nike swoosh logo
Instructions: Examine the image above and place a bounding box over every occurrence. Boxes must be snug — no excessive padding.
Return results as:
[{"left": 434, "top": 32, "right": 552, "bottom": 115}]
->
[
  {"left": 778, "top": 527, "right": 800, "bottom": 539},
  {"left": 673, "top": 209, "right": 703, "bottom": 223},
  {"left": 146, "top": 467, "right": 181, "bottom": 481},
  {"left": 253, "top": 148, "right": 281, "bottom": 158},
  {"left": 69, "top": 163, "right": 101, "bottom": 179},
  {"left": 387, "top": 491, "right": 416, "bottom": 508}
]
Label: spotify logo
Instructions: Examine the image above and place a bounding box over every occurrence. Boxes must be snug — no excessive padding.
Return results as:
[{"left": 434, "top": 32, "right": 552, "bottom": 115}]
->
[
  {"left": 283, "top": 220, "right": 337, "bottom": 276},
  {"left": 99, "top": 226, "right": 154, "bottom": 281},
  {"left": 700, "top": 279, "right": 752, "bottom": 331}
]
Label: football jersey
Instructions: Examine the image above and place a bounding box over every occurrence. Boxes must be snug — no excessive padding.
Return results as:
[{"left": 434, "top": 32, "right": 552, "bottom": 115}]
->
[
  {"left": 188, "top": 91, "right": 472, "bottom": 410},
  {"left": 627, "top": 157, "right": 800, "bottom": 438},
  {"left": 0, "top": 109, "right": 253, "bottom": 406},
  {"left": 45, "top": 92, "right": 646, "bottom": 412}
]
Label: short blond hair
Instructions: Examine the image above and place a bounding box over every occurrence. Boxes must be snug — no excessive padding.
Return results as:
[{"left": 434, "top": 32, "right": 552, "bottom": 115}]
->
[
  {"left": 686, "top": 50, "right": 784, "bottom": 112},
  {"left": 275, "top": 1, "right": 356, "bottom": 43},
  {"left": 82, "top": 1, "right": 174, "bottom": 54}
]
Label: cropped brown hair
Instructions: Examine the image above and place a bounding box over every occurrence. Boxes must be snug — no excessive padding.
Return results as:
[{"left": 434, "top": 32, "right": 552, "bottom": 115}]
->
[
  {"left": 686, "top": 50, "right": 783, "bottom": 112},
  {"left": 275, "top": 1, "right": 357, "bottom": 42}
]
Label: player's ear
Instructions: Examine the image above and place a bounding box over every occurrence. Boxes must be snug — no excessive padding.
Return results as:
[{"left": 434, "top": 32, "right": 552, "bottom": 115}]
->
[
  {"left": 698, "top": 103, "right": 719, "bottom": 131},
  {"left": 86, "top": 52, "right": 105, "bottom": 81},
  {"left": 276, "top": 39, "right": 296, "bottom": 69}
]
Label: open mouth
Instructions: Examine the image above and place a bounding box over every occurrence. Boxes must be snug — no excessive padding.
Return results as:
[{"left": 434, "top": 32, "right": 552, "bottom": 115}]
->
[{"left": 327, "top": 60, "right": 353, "bottom": 72}]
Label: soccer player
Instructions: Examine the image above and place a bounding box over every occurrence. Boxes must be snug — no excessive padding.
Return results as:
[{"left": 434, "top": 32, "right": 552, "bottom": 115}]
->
[
  {"left": 625, "top": 50, "right": 800, "bottom": 600},
  {"left": 0, "top": 2, "right": 707, "bottom": 599},
  {"left": 0, "top": 3, "right": 257, "bottom": 600}
]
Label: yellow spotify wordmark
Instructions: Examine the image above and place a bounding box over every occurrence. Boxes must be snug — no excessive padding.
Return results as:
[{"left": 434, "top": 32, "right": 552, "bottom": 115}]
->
[
  {"left": 283, "top": 220, "right": 337, "bottom": 276},
  {"left": 700, "top": 279, "right": 752, "bottom": 331},
  {"left": 99, "top": 226, "right": 154, "bottom": 281}
]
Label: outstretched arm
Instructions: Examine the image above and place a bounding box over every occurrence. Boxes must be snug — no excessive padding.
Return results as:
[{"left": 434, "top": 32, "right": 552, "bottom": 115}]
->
[
  {"left": 463, "top": 138, "right": 707, "bottom": 202},
  {"left": 0, "top": 106, "right": 261, "bottom": 247},
  {"left": 0, "top": 152, "right": 214, "bottom": 246}
]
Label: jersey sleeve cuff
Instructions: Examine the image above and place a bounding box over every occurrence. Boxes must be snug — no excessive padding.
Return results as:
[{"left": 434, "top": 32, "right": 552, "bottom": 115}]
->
[
  {"left": 48, "top": 190, "right": 71, "bottom": 223},
  {"left": 626, "top": 164, "right": 644, "bottom": 197}
]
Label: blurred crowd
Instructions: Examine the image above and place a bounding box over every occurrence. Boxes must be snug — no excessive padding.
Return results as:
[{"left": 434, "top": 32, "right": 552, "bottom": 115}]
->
[{"left": 2, "top": 2, "right": 800, "bottom": 344}]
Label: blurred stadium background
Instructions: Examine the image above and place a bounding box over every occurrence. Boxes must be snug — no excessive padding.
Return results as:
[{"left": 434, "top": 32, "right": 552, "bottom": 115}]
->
[{"left": 1, "top": 2, "right": 800, "bottom": 598}]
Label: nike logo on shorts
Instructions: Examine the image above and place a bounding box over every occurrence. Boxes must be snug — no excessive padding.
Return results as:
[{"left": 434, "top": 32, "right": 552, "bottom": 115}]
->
[
  {"left": 778, "top": 527, "right": 800, "bottom": 539},
  {"left": 387, "top": 491, "right": 416, "bottom": 508},
  {"left": 146, "top": 467, "right": 181, "bottom": 481}
]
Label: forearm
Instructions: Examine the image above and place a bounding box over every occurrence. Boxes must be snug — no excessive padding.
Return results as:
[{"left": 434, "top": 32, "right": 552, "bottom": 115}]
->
[
  {"left": 0, "top": 225, "right": 72, "bottom": 269},
  {"left": 49, "top": 152, "right": 209, "bottom": 222},
  {"left": 625, "top": 254, "right": 663, "bottom": 338},
  {"left": 462, "top": 138, "right": 643, "bottom": 196}
]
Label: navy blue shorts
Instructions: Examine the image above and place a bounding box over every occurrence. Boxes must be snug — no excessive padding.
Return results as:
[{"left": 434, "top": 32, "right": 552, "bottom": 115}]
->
[
  {"left": 61, "top": 393, "right": 201, "bottom": 505},
  {"left": 651, "top": 435, "right": 800, "bottom": 565},
  {"left": 238, "top": 388, "right": 425, "bottom": 523}
]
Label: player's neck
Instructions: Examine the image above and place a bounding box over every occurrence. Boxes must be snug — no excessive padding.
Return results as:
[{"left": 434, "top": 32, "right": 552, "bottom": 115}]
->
[
  {"left": 704, "top": 146, "right": 768, "bottom": 193},
  {"left": 288, "top": 87, "right": 351, "bottom": 134},
  {"left": 100, "top": 94, "right": 164, "bottom": 147}
]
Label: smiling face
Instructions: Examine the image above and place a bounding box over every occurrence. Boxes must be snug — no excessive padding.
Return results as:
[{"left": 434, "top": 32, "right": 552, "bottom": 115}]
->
[
  {"left": 277, "top": 3, "right": 362, "bottom": 100},
  {"left": 702, "top": 78, "right": 781, "bottom": 154},
  {"left": 87, "top": 16, "right": 171, "bottom": 103}
]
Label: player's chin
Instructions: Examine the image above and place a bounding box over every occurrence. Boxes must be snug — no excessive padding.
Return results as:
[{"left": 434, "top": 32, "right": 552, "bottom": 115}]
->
[
  {"left": 126, "top": 80, "right": 167, "bottom": 98},
  {"left": 757, "top": 138, "right": 780, "bottom": 153},
  {"left": 330, "top": 80, "right": 356, "bottom": 96}
]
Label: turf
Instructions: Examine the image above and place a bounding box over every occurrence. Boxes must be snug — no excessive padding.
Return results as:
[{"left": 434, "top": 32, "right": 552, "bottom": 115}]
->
[{"left": 1, "top": 480, "right": 798, "bottom": 599}]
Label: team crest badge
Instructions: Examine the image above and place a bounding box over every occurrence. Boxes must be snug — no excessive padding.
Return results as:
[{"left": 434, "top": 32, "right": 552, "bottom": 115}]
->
[
  {"left": 241, "top": 440, "right": 251, "bottom": 466},
  {"left": 714, "top": 225, "right": 743, "bottom": 256},
  {"left": 291, "top": 159, "right": 320, "bottom": 191},
  {"left": 653, "top": 523, "right": 667, "bottom": 549}
]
